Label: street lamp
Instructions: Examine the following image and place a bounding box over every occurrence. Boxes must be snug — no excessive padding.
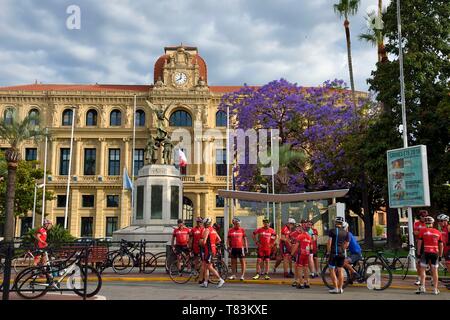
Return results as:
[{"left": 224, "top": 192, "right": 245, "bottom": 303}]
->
[
  {"left": 32, "top": 183, "right": 45, "bottom": 228},
  {"left": 259, "top": 184, "right": 270, "bottom": 220}
]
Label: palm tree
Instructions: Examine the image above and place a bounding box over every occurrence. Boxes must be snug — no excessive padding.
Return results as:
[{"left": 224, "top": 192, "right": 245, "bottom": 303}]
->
[
  {"left": 275, "top": 144, "right": 307, "bottom": 194},
  {"left": 333, "top": 0, "right": 361, "bottom": 102},
  {"left": 359, "top": 9, "right": 388, "bottom": 63},
  {"left": 0, "top": 112, "right": 46, "bottom": 240}
]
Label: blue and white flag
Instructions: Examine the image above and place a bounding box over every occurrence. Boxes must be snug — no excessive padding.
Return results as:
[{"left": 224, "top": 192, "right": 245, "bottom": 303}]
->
[{"left": 123, "top": 167, "right": 133, "bottom": 190}]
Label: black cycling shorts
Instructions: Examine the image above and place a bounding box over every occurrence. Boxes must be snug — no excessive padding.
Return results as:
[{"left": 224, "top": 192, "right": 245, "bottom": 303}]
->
[
  {"left": 230, "top": 248, "right": 245, "bottom": 259},
  {"left": 175, "top": 245, "right": 190, "bottom": 255},
  {"left": 328, "top": 254, "right": 345, "bottom": 268},
  {"left": 420, "top": 253, "right": 439, "bottom": 267}
]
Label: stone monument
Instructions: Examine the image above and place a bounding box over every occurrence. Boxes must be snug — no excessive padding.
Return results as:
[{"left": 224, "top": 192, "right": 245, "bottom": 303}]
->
[{"left": 113, "top": 101, "right": 183, "bottom": 247}]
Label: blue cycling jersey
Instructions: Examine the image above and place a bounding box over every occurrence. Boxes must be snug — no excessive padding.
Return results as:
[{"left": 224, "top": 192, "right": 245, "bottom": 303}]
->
[{"left": 348, "top": 232, "right": 361, "bottom": 254}]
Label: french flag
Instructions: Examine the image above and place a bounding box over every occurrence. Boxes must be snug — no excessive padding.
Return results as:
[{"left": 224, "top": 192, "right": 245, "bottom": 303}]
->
[{"left": 178, "top": 149, "right": 187, "bottom": 167}]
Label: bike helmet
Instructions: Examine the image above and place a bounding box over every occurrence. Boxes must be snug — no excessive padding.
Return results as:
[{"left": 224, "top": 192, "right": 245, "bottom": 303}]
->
[
  {"left": 437, "top": 214, "right": 449, "bottom": 222},
  {"left": 335, "top": 216, "right": 345, "bottom": 224},
  {"left": 424, "top": 216, "right": 434, "bottom": 225},
  {"left": 342, "top": 221, "right": 349, "bottom": 229},
  {"left": 288, "top": 218, "right": 296, "bottom": 224},
  {"left": 203, "top": 217, "right": 212, "bottom": 225},
  {"left": 232, "top": 217, "right": 241, "bottom": 224},
  {"left": 196, "top": 217, "right": 204, "bottom": 223}
]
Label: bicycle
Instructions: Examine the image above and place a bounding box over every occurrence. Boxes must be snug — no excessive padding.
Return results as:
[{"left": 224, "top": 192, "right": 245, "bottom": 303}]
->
[
  {"left": 109, "top": 240, "right": 157, "bottom": 275},
  {"left": 12, "top": 247, "right": 102, "bottom": 299},
  {"left": 321, "top": 253, "right": 393, "bottom": 291},
  {"left": 364, "top": 247, "right": 410, "bottom": 272}
]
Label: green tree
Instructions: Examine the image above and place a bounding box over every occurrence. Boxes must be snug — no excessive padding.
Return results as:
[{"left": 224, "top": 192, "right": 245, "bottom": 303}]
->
[
  {"left": 359, "top": 9, "right": 388, "bottom": 63},
  {"left": 333, "top": 0, "right": 361, "bottom": 100},
  {"left": 0, "top": 112, "right": 47, "bottom": 240},
  {"left": 367, "top": 0, "right": 450, "bottom": 246},
  {"left": 22, "top": 224, "right": 75, "bottom": 246}
]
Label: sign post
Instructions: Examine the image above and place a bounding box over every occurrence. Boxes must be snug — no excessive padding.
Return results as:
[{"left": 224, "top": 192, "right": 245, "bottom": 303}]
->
[{"left": 387, "top": 145, "right": 430, "bottom": 272}]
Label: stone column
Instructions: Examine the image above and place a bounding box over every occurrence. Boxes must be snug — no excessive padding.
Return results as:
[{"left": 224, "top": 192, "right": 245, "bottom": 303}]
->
[
  {"left": 98, "top": 138, "right": 106, "bottom": 177},
  {"left": 123, "top": 137, "right": 130, "bottom": 174},
  {"left": 195, "top": 193, "right": 201, "bottom": 218},
  {"left": 201, "top": 193, "right": 208, "bottom": 217},
  {"left": 74, "top": 138, "right": 82, "bottom": 176},
  {"left": 50, "top": 138, "right": 57, "bottom": 176},
  {"left": 69, "top": 189, "right": 80, "bottom": 237},
  {"left": 94, "top": 188, "right": 105, "bottom": 238},
  {"left": 120, "top": 190, "right": 131, "bottom": 228}
]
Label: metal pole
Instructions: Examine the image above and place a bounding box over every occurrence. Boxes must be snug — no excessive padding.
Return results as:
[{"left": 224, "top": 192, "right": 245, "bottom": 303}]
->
[
  {"left": 396, "top": 0, "right": 416, "bottom": 271},
  {"left": 64, "top": 107, "right": 76, "bottom": 229},
  {"left": 131, "top": 95, "right": 137, "bottom": 226},
  {"left": 266, "top": 186, "right": 270, "bottom": 220},
  {"left": 270, "top": 129, "right": 276, "bottom": 229},
  {"left": 224, "top": 105, "right": 230, "bottom": 265},
  {"left": 41, "top": 128, "right": 48, "bottom": 225},
  {"left": 32, "top": 184, "right": 37, "bottom": 228}
]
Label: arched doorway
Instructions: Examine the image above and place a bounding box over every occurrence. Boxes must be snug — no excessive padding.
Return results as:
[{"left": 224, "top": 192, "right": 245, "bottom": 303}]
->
[{"left": 182, "top": 197, "right": 194, "bottom": 227}]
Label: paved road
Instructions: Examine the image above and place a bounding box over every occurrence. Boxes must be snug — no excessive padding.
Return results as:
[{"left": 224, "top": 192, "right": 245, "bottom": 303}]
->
[{"left": 100, "top": 280, "right": 450, "bottom": 300}]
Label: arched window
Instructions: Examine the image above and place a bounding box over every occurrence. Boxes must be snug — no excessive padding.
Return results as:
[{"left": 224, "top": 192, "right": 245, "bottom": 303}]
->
[
  {"left": 86, "top": 109, "right": 98, "bottom": 126},
  {"left": 216, "top": 111, "right": 227, "bottom": 127},
  {"left": 62, "top": 109, "right": 73, "bottom": 126},
  {"left": 135, "top": 110, "right": 145, "bottom": 127},
  {"left": 110, "top": 109, "right": 122, "bottom": 126},
  {"left": 4, "top": 108, "right": 15, "bottom": 125},
  {"left": 169, "top": 110, "right": 192, "bottom": 127},
  {"left": 29, "top": 109, "right": 39, "bottom": 126}
]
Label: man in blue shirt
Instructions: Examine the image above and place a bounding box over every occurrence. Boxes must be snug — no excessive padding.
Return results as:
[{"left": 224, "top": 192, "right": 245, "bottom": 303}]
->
[{"left": 343, "top": 222, "right": 362, "bottom": 281}]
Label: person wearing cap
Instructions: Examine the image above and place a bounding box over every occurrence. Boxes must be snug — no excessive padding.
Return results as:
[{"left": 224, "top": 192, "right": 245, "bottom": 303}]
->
[
  {"left": 342, "top": 221, "right": 362, "bottom": 283},
  {"left": 416, "top": 216, "right": 444, "bottom": 295},
  {"left": 280, "top": 218, "right": 296, "bottom": 278},
  {"left": 227, "top": 217, "right": 248, "bottom": 281},
  {"left": 34, "top": 219, "right": 53, "bottom": 265},
  {"left": 413, "top": 210, "right": 429, "bottom": 285},
  {"left": 326, "top": 216, "right": 350, "bottom": 294},
  {"left": 190, "top": 217, "right": 205, "bottom": 283},
  {"left": 199, "top": 217, "right": 225, "bottom": 288},
  {"left": 252, "top": 218, "right": 277, "bottom": 280},
  {"left": 437, "top": 214, "right": 450, "bottom": 271},
  {"left": 171, "top": 219, "right": 191, "bottom": 274}
]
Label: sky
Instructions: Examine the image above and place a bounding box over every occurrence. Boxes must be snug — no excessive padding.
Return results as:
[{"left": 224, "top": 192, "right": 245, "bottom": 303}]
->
[{"left": 0, "top": 0, "right": 392, "bottom": 91}]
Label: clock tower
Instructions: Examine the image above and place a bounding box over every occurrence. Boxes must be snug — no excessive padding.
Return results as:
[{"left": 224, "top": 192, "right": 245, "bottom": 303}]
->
[{"left": 153, "top": 45, "right": 208, "bottom": 90}]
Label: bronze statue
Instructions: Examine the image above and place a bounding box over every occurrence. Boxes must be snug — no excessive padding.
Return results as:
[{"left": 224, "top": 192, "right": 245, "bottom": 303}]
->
[
  {"left": 162, "top": 135, "right": 174, "bottom": 165},
  {"left": 145, "top": 100, "right": 172, "bottom": 140},
  {"left": 145, "top": 136, "right": 158, "bottom": 164}
]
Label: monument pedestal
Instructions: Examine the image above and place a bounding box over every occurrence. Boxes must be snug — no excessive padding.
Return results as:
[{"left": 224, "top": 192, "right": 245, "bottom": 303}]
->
[{"left": 113, "top": 164, "right": 183, "bottom": 248}]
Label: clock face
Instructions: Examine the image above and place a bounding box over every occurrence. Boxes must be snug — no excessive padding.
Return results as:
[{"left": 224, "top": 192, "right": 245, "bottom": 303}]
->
[{"left": 174, "top": 72, "right": 188, "bottom": 85}]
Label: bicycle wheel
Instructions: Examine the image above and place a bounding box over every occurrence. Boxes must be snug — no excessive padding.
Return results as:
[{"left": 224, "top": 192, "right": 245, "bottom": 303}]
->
[
  {"left": 364, "top": 255, "right": 379, "bottom": 266},
  {"left": 112, "top": 252, "right": 134, "bottom": 274},
  {"left": 364, "top": 262, "right": 392, "bottom": 290},
  {"left": 13, "top": 254, "right": 34, "bottom": 273},
  {"left": 13, "top": 267, "right": 49, "bottom": 299},
  {"left": 210, "top": 260, "right": 228, "bottom": 284},
  {"left": 392, "top": 257, "right": 406, "bottom": 271},
  {"left": 321, "top": 265, "right": 350, "bottom": 289},
  {"left": 169, "top": 258, "right": 192, "bottom": 284},
  {"left": 142, "top": 252, "right": 157, "bottom": 274},
  {"left": 72, "top": 265, "right": 102, "bottom": 298},
  {"left": 402, "top": 255, "right": 413, "bottom": 280}
]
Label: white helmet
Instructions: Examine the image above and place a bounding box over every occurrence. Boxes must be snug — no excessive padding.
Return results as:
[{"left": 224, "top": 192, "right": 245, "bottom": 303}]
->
[
  {"left": 203, "top": 217, "right": 212, "bottom": 225},
  {"left": 437, "top": 214, "right": 449, "bottom": 222},
  {"left": 288, "top": 218, "right": 296, "bottom": 224},
  {"left": 425, "top": 216, "right": 435, "bottom": 225},
  {"left": 342, "top": 221, "right": 349, "bottom": 229}
]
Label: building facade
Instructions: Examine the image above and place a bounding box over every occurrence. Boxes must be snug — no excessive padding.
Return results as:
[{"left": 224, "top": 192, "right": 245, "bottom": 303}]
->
[{"left": 0, "top": 45, "right": 243, "bottom": 238}]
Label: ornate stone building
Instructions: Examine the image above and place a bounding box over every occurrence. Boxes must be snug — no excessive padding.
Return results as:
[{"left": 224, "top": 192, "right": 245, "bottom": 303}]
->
[{"left": 0, "top": 45, "right": 242, "bottom": 238}]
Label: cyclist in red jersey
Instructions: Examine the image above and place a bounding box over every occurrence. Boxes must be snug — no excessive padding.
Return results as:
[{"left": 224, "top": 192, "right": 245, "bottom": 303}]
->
[
  {"left": 280, "top": 218, "right": 296, "bottom": 278},
  {"left": 306, "top": 220, "right": 319, "bottom": 278},
  {"left": 190, "top": 217, "right": 204, "bottom": 283},
  {"left": 416, "top": 216, "right": 444, "bottom": 295},
  {"left": 34, "top": 219, "right": 53, "bottom": 265},
  {"left": 288, "top": 223, "right": 302, "bottom": 286},
  {"left": 291, "top": 221, "right": 312, "bottom": 289},
  {"left": 252, "top": 218, "right": 277, "bottom": 280},
  {"left": 227, "top": 217, "right": 248, "bottom": 281},
  {"left": 437, "top": 214, "right": 450, "bottom": 270},
  {"left": 171, "top": 219, "right": 191, "bottom": 273},
  {"left": 199, "top": 217, "right": 225, "bottom": 288},
  {"left": 413, "top": 210, "right": 429, "bottom": 285}
]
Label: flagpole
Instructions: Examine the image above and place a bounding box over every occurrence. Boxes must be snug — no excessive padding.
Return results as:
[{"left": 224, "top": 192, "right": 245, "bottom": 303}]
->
[
  {"left": 64, "top": 107, "right": 76, "bottom": 230},
  {"left": 224, "top": 105, "right": 230, "bottom": 265},
  {"left": 270, "top": 129, "right": 276, "bottom": 229},
  {"left": 41, "top": 127, "right": 48, "bottom": 225},
  {"left": 130, "top": 95, "right": 137, "bottom": 225}
]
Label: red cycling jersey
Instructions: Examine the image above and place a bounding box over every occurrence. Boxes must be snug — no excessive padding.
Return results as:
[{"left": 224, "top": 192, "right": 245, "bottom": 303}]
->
[
  {"left": 414, "top": 221, "right": 426, "bottom": 234},
  {"left": 310, "top": 228, "right": 319, "bottom": 253},
  {"left": 190, "top": 226, "right": 204, "bottom": 253},
  {"left": 204, "top": 226, "right": 219, "bottom": 249},
  {"left": 295, "top": 232, "right": 312, "bottom": 255},
  {"left": 35, "top": 227, "right": 48, "bottom": 249},
  {"left": 418, "top": 228, "right": 442, "bottom": 254},
  {"left": 173, "top": 227, "right": 190, "bottom": 246},
  {"left": 281, "top": 225, "right": 291, "bottom": 240},
  {"left": 253, "top": 227, "right": 276, "bottom": 249},
  {"left": 228, "top": 227, "right": 246, "bottom": 249}
]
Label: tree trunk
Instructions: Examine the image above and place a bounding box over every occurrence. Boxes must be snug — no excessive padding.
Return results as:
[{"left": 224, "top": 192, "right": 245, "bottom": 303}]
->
[
  {"left": 361, "top": 172, "right": 373, "bottom": 248},
  {"left": 344, "top": 20, "right": 357, "bottom": 107},
  {"left": 4, "top": 162, "right": 18, "bottom": 241},
  {"left": 386, "top": 206, "right": 401, "bottom": 249}
]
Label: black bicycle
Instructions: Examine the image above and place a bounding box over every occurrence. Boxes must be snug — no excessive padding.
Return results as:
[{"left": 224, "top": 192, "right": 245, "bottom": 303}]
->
[
  {"left": 106, "top": 240, "right": 157, "bottom": 275},
  {"left": 12, "top": 247, "right": 102, "bottom": 299},
  {"left": 321, "top": 254, "right": 393, "bottom": 291}
]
